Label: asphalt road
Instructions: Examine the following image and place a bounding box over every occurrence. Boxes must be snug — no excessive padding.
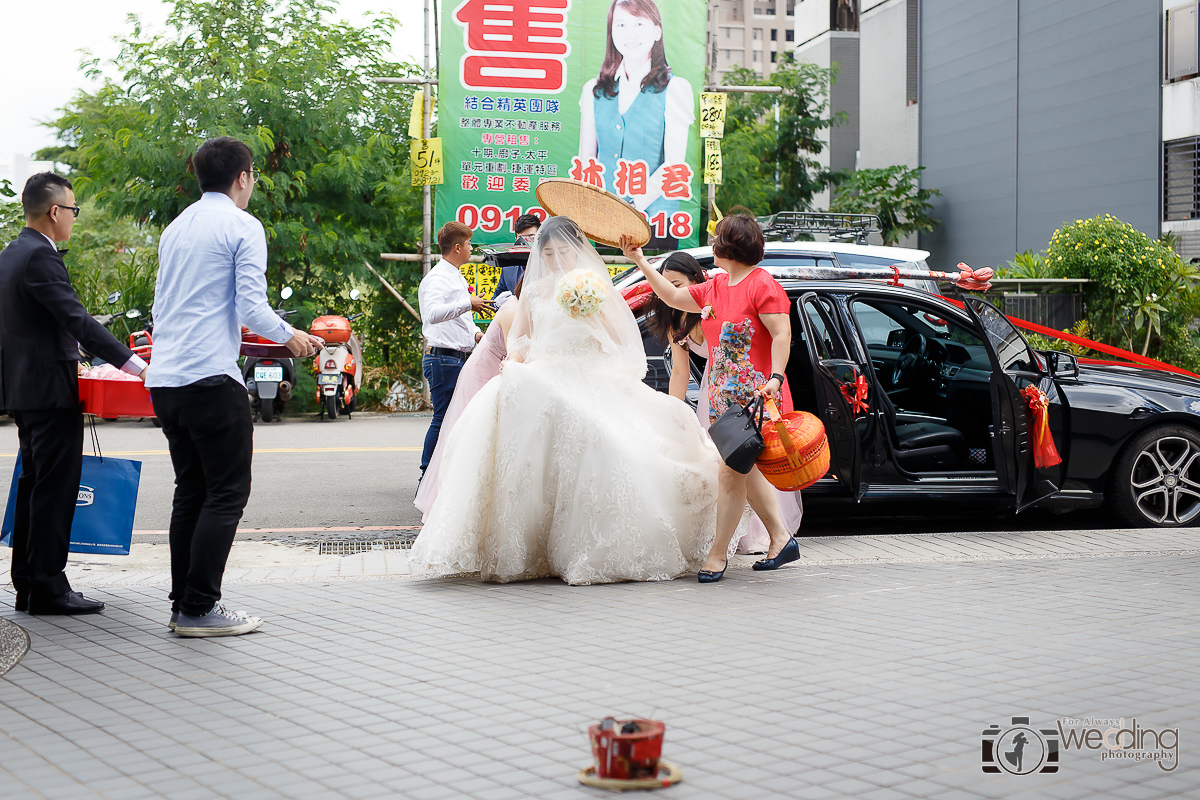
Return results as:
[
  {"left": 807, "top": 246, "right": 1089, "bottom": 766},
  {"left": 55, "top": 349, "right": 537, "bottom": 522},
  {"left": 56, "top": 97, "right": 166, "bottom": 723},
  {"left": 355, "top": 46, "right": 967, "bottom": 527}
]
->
[{"left": 0, "top": 412, "right": 1129, "bottom": 542}]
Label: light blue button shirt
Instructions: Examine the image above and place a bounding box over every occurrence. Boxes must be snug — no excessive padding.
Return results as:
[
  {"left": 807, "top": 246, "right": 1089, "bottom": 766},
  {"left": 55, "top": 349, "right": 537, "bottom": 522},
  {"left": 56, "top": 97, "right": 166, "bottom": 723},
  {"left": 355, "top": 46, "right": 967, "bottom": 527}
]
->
[{"left": 146, "top": 192, "right": 293, "bottom": 388}]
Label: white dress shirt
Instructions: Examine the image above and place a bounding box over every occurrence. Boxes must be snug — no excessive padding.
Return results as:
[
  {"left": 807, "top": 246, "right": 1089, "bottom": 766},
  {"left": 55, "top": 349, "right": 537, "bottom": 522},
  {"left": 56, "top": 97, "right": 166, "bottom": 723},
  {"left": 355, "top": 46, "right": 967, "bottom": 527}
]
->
[
  {"left": 419, "top": 262, "right": 479, "bottom": 351},
  {"left": 146, "top": 192, "right": 293, "bottom": 388},
  {"left": 39, "top": 231, "right": 147, "bottom": 376}
]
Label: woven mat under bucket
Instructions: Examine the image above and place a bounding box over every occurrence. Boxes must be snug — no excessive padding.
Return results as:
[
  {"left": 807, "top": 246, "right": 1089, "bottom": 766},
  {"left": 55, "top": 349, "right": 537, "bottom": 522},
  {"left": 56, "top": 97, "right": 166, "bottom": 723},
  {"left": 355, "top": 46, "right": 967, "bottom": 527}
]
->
[{"left": 535, "top": 178, "right": 652, "bottom": 248}]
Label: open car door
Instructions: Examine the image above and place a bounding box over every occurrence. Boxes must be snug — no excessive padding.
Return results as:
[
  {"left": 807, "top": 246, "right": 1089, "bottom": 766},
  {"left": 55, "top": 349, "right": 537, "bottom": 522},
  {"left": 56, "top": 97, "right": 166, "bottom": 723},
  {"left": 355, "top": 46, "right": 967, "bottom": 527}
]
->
[
  {"left": 797, "top": 292, "right": 866, "bottom": 500},
  {"left": 963, "top": 297, "right": 1063, "bottom": 511}
]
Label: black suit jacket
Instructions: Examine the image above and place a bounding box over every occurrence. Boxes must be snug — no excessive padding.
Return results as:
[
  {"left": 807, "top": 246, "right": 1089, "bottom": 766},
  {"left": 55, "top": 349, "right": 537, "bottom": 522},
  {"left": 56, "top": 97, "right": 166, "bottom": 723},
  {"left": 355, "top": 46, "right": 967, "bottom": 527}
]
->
[
  {"left": 0, "top": 228, "right": 133, "bottom": 411},
  {"left": 491, "top": 263, "right": 526, "bottom": 300}
]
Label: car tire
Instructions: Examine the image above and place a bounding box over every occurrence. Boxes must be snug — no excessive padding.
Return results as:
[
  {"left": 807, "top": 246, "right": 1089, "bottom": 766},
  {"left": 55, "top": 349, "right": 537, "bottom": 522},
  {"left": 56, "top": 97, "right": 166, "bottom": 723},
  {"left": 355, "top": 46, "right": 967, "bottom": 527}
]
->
[{"left": 1110, "top": 424, "right": 1200, "bottom": 527}]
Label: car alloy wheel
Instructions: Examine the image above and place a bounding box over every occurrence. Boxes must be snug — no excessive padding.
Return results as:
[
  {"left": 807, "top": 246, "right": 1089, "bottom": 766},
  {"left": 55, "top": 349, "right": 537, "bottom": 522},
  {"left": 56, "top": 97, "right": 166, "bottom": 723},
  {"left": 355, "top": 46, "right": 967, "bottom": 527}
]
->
[{"left": 1128, "top": 435, "right": 1200, "bottom": 525}]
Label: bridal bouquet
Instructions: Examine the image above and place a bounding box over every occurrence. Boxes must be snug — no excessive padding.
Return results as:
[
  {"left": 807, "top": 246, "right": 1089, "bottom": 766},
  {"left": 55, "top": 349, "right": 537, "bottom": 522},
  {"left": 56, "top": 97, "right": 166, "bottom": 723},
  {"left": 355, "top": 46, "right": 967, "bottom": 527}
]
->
[{"left": 555, "top": 269, "right": 609, "bottom": 319}]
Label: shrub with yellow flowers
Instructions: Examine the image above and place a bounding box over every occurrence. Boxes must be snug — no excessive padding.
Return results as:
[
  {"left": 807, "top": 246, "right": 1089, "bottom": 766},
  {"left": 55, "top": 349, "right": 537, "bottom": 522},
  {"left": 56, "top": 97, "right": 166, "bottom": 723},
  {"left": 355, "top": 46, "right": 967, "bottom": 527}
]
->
[{"left": 1044, "top": 214, "right": 1199, "bottom": 364}]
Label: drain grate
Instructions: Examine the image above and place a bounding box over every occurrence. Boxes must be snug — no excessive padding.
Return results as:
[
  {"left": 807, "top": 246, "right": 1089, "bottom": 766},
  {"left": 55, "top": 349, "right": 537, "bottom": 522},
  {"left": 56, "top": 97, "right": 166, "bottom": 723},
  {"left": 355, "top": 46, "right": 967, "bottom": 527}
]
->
[{"left": 317, "top": 534, "right": 418, "bottom": 556}]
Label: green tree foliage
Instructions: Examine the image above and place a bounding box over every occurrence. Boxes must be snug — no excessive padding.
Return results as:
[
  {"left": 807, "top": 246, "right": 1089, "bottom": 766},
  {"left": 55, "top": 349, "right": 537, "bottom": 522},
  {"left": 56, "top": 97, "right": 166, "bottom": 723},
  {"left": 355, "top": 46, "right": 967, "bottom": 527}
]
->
[
  {"left": 1044, "top": 214, "right": 1200, "bottom": 363},
  {"left": 715, "top": 54, "right": 841, "bottom": 215},
  {"left": 829, "top": 165, "right": 941, "bottom": 246},
  {"left": 0, "top": 180, "right": 23, "bottom": 244},
  {"left": 40, "top": 0, "right": 426, "bottom": 409}
]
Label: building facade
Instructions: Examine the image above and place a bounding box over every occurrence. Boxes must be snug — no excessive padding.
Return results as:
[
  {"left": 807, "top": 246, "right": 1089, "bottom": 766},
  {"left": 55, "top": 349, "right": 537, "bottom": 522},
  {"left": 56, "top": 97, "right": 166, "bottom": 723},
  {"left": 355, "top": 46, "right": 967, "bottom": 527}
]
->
[
  {"left": 792, "top": 0, "right": 1199, "bottom": 268},
  {"left": 711, "top": 0, "right": 798, "bottom": 82}
]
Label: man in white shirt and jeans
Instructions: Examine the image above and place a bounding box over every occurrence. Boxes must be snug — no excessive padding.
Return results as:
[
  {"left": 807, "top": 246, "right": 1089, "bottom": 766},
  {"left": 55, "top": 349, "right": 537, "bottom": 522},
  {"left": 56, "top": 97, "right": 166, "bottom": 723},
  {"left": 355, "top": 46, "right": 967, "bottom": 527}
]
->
[
  {"left": 418, "top": 221, "right": 488, "bottom": 480},
  {"left": 147, "top": 137, "right": 323, "bottom": 638}
]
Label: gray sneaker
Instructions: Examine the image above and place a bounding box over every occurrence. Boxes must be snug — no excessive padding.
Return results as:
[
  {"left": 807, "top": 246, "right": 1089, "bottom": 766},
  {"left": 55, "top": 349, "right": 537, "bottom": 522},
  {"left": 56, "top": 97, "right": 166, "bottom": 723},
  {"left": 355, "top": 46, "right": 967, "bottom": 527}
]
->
[
  {"left": 173, "top": 603, "right": 263, "bottom": 638},
  {"left": 168, "top": 612, "right": 178, "bottom": 631}
]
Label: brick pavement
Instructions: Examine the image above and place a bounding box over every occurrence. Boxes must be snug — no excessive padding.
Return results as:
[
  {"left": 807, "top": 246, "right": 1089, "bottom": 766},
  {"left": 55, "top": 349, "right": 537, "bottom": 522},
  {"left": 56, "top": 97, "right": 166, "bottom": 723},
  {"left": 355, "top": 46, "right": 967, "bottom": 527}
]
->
[{"left": 1, "top": 533, "right": 1199, "bottom": 799}]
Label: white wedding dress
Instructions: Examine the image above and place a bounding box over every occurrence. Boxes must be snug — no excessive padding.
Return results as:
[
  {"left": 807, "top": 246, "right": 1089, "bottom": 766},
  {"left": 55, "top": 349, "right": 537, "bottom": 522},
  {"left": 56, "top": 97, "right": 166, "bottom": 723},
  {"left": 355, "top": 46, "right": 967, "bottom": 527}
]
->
[{"left": 411, "top": 217, "right": 721, "bottom": 585}]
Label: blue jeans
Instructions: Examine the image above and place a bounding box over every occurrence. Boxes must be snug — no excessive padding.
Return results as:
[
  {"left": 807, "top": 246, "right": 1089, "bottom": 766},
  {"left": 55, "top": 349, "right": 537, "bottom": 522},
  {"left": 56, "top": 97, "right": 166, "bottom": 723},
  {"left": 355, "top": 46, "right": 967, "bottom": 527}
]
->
[{"left": 421, "top": 354, "right": 465, "bottom": 473}]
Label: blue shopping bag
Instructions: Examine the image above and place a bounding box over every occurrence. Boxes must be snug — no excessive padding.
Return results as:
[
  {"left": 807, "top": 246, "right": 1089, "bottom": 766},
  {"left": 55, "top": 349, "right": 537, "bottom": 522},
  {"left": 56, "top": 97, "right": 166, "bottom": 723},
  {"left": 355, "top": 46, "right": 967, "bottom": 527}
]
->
[{"left": 1, "top": 452, "right": 141, "bottom": 556}]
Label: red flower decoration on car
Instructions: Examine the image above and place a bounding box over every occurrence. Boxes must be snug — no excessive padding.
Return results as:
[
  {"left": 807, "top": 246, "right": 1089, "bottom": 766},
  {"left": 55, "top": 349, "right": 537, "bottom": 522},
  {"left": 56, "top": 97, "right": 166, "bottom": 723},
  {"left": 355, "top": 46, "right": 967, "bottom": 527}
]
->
[{"left": 839, "top": 372, "right": 870, "bottom": 415}]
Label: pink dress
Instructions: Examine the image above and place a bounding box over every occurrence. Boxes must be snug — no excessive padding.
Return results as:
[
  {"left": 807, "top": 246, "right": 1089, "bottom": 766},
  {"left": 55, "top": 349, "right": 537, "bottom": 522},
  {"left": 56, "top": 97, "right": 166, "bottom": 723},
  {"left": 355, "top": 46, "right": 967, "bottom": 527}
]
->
[
  {"left": 414, "top": 316, "right": 508, "bottom": 520},
  {"left": 687, "top": 336, "right": 804, "bottom": 553}
]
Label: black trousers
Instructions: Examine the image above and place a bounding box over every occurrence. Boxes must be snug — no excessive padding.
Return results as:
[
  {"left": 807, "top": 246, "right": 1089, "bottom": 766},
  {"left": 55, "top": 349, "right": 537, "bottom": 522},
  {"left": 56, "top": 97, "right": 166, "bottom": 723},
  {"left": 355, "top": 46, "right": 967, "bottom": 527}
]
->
[
  {"left": 10, "top": 409, "right": 84, "bottom": 602},
  {"left": 150, "top": 377, "right": 253, "bottom": 617}
]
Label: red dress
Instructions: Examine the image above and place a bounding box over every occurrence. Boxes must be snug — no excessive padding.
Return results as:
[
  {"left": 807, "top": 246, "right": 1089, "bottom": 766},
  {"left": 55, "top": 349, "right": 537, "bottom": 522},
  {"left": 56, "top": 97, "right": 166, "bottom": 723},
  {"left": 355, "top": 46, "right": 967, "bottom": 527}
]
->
[{"left": 688, "top": 268, "right": 793, "bottom": 424}]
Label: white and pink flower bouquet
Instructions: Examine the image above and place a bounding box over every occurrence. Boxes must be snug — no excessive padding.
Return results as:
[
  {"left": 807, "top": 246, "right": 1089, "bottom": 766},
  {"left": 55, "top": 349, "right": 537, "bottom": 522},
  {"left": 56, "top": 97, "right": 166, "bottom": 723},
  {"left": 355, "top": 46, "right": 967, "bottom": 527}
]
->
[{"left": 555, "top": 269, "right": 609, "bottom": 320}]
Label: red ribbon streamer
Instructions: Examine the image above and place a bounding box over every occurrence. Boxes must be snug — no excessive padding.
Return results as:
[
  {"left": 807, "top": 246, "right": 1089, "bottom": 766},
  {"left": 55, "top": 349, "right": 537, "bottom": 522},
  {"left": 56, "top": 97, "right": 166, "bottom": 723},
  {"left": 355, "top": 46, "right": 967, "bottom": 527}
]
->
[
  {"left": 939, "top": 297, "right": 1200, "bottom": 380},
  {"left": 622, "top": 282, "right": 654, "bottom": 312},
  {"left": 839, "top": 372, "right": 870, "bottom": 414},
  {"left": 1020, "top": 385, "right": 1063, "bottom": 469}
]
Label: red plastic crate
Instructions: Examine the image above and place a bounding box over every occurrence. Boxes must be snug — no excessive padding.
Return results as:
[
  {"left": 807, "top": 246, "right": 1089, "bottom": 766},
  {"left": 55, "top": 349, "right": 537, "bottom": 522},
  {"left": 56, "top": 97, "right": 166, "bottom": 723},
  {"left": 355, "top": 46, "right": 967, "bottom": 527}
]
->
[{"left": 78, "top": 377, "right": 156, "bottom": 418}]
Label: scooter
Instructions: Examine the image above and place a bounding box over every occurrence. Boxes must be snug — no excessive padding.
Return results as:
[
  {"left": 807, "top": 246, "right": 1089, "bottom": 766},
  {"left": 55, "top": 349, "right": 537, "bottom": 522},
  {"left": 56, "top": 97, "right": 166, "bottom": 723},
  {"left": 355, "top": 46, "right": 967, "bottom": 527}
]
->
[
  {"left": 311, "top": 289, "right": 364, "bottom": 421},
  {"left": 242, "top": 287, "right": 298, "bottom": 423}
]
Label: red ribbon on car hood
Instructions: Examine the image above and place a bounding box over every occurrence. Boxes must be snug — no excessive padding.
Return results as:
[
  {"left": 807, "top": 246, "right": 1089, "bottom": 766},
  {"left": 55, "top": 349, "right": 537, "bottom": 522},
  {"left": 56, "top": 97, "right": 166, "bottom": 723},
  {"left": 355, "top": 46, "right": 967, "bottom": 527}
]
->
[{"left": 939, "top": 297, "right": 1200, "bottom": 381}]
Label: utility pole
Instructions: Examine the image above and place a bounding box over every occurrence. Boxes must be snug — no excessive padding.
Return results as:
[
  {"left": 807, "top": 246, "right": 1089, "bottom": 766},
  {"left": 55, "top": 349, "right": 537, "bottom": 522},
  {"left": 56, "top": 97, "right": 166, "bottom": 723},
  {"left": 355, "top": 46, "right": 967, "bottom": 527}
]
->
[{"left": 422, "top": 0, "right": 433, "bottom": 277}]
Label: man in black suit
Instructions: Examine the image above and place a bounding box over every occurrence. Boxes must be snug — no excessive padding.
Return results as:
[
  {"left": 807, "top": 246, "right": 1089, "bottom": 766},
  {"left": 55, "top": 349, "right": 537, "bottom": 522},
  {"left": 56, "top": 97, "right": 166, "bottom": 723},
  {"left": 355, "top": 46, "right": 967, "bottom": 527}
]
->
[
  {"left": 490, "top": 212, "right": 540, "bottom": 302},
  {"left": 0, "top": 172, "right": 146, "bottom": 615}
]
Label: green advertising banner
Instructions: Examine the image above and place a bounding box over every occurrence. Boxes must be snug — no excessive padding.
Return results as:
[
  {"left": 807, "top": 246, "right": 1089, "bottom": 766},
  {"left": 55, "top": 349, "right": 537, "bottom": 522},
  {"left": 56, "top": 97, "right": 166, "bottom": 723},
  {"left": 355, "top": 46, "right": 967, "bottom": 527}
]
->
[{"left": 437, "top": 0, "right": 706, "bottom": 251}]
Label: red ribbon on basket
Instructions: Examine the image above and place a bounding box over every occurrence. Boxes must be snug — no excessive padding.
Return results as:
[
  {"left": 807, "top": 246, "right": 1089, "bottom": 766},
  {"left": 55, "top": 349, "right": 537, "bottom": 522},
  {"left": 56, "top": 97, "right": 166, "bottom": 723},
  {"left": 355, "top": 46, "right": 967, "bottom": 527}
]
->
[
  {"left": 1020, "top": 385, "right": 1062, "bottom": 469},
  {"left": 839, "top": 371, "right": 870, "bottom": 415}
]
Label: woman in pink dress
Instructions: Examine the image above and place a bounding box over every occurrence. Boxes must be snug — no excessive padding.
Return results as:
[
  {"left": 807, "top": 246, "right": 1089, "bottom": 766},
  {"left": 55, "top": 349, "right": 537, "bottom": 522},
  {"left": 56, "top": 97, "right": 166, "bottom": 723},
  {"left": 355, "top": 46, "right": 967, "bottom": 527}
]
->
[
  {"left": 414, "top": 285, "right": 520, "bottom": 520},
  {"left": 622, "top": 214, "right": 800, "bottom": 582},
  {"left": 641, "top": 251, "right": 802, "bottom": 555}
]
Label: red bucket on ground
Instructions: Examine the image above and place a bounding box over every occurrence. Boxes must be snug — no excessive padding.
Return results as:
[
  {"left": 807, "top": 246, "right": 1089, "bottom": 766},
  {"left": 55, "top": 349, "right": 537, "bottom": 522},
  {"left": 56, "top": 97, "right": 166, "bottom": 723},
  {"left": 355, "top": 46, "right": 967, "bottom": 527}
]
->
[
  {"left": 78, "top": 377, "right": 156, "bottom": 418},
  {"left": 588, "top": 719, "right": 665, "bottom": 780}
]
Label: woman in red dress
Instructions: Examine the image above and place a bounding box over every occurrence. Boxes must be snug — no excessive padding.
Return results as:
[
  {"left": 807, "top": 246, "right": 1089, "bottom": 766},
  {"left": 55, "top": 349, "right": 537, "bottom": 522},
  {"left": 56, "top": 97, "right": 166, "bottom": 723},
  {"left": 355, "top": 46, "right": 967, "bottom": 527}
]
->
[{"left": 621, "top": 215, "right": 800, "bottom": 582}]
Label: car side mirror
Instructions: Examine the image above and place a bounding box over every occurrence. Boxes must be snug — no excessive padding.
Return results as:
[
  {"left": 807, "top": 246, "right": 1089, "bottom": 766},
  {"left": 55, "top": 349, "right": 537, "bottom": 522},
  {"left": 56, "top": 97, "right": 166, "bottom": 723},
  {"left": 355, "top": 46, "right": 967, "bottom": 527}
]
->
[
  {"left": 887, "top": 329, "right": 906, "bottom": 348},
  {"left": 1047, "top": 351, "right": 1079, "bottom": 380}
]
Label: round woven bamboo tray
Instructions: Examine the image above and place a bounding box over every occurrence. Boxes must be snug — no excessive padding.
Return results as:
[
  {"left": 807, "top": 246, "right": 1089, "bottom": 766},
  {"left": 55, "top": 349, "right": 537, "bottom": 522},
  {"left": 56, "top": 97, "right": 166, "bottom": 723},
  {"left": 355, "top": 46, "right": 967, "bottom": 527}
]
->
[
  {"left": 535, "top": 178, "right": 652, "bottom": 248},
  {"left": 577, "top": 761, "right": 682, "bottom": 792}
]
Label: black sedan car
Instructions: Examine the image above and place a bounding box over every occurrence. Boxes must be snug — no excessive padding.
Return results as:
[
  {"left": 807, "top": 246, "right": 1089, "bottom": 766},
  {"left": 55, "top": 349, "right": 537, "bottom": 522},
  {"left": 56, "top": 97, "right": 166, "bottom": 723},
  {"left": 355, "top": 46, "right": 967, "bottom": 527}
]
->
[{"left": 633, "top": 270, "right": 1200, "bottom": 528}]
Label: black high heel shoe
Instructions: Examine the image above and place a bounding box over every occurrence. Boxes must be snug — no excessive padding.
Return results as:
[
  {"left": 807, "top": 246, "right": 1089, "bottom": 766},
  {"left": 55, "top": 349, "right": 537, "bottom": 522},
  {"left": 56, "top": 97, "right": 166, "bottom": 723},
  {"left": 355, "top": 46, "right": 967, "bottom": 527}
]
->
[
  {"left": 752, "top": 536, "right": 800, "bottom": 571},
  {"left": 697, "top": 560, "right": 728, "bottom": 583}
]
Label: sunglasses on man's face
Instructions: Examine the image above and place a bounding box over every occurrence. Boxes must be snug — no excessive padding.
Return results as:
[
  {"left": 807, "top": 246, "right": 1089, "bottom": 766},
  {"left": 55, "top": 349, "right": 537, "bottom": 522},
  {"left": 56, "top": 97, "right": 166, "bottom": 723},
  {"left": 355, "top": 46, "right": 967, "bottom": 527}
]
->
[{"left": 51, "top": 204, "right": 81, "bottom": 218}]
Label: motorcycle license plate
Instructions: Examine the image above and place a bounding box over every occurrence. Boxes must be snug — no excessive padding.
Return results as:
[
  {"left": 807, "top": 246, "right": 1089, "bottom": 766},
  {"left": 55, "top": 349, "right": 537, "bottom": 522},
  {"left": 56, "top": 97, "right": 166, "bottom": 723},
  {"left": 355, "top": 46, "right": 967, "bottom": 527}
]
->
[
  {"left": 254, "top": 366, "right": 284, "bottom": 382},
  {"left": 318, "top": 373, "right": 340, "bottom": 386}
]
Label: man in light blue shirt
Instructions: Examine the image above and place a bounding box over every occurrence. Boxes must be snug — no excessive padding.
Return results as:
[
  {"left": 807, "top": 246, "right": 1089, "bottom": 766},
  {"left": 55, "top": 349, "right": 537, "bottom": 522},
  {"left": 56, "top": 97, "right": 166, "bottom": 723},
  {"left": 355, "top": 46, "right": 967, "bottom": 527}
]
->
[{"left": 148, "top": 136, "right": 323, "bottom": 638}]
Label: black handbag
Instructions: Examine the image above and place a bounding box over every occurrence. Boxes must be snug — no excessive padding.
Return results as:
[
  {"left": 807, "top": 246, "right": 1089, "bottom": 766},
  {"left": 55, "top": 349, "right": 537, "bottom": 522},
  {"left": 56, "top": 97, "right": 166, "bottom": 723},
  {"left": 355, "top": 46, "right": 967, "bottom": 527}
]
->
[{"left": 709, "top": 396, "right": 765, "bottom": 474}]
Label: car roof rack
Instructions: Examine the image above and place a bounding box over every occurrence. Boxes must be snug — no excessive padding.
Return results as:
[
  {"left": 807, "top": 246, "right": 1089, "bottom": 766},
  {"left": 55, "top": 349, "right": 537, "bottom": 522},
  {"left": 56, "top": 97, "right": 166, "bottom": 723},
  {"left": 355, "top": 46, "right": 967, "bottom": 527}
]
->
[{"left": 756, "top": 212, "right": 882, "bottom": 246}]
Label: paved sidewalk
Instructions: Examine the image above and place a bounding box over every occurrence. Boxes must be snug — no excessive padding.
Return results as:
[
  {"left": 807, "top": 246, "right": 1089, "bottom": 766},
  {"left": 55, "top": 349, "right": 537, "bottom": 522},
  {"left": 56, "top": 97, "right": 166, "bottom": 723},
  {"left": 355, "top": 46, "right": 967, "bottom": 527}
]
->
[
  {"left": 2, "top": 531, "right": 1199, "bottom": 799},
  {"left": 4, "top": 527, "right": 1198, "bottom": 588}
]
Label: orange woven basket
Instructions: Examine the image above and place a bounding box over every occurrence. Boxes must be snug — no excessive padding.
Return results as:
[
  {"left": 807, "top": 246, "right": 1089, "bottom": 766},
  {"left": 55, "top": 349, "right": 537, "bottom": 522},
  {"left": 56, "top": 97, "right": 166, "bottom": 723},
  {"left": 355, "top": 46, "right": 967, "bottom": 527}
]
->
[{"left": 756, "top": 399, "right": 830, "bottom": 492}]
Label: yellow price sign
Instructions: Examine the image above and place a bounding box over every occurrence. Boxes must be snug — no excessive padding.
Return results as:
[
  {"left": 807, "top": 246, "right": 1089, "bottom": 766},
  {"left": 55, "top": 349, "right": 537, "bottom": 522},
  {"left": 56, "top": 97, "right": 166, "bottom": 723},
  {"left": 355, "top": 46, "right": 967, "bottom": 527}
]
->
[
  {"left": 699, "top": 92, "right": 727, "bottom": 139},
  {"left": 408, "top": 92, "right": 424, "bottom": 139},
  {"left": 703, "top": 138, "right": 723, "bottom": 185},
  {"left": 411, "top": 138, "right": 443, "bottom": 186}
]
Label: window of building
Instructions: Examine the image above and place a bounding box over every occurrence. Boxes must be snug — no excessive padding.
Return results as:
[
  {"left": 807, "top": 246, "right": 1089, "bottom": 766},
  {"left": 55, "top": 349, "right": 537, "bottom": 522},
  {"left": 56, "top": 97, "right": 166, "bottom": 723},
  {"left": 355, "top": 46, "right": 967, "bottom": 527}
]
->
[
  {"left": 753, "top": 29, "right": 761, "bottom": 40},
  {"left": 771, "top": 28, "right": 778, "bottom": 40},
  {"left": 1166, "top": 2, "right": 1199, "bottom": 82},
  {"left": 771, "top": 50, "right": 778, "bottom": 62},
  {"left": 831, "top": 0, "right": 859, "bottom": 32},
  {"left": 753, "top": 50, "right": 760, "bottom": 62},
  {"left": 786, "top": 0, "right": 795, "bottom": 15},
  {"left": 1165, "top": 136, "right": 1200, "bottom": 221},
  {"left": 786, "top": 29, "right": 794, "bottom": 42},
  {"left": 725, "top": 27, "right": 731, "bottom": 39}
]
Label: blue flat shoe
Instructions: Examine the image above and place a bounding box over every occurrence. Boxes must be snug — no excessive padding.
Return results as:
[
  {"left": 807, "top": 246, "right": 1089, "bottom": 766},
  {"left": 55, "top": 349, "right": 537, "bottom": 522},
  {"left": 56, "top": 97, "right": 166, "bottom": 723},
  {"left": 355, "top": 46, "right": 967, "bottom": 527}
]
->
[
  {"left": 752, "top": 536, "right": 801, "bottom": 571},
  {"left": 697, "top": 560, "right": 728, "bottom": 583}
]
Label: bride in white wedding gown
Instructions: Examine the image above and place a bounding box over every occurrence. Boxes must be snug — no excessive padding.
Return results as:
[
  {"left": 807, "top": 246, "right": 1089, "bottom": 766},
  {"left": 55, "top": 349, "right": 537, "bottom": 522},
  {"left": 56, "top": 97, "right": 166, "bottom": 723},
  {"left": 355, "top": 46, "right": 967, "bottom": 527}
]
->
[{"left": 411, "top": 216, "right": 722, "bottom": 585}]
